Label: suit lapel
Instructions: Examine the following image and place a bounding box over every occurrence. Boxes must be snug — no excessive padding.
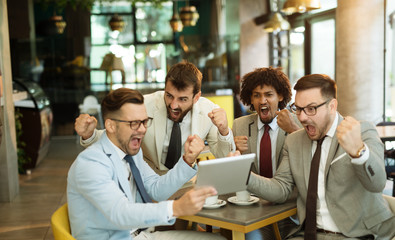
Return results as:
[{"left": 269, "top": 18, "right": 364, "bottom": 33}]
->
[
  {"left": 101, "top": 134, "right": 133, "bottom": 200},
  {"left": 324, "top": 116, "right": 343, "bottom": 177},
  {"left": 191, "top": 104, "right": 201, "bottom": 136},
  {"left": 276, "top": 128, "right": 287, "bottom": 166},
  {"left": 153, "top": 98, "right": 167, "bottom": 163},
  {"left": 248, "top": 116, "right": 258, "bottom": 170},
  {"left": 303, "top": 133, "right": 313, "bottom": 187}
]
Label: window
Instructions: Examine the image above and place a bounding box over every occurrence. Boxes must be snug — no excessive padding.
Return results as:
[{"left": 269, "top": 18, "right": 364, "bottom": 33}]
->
[{"left": 89, "top": 1, "right": 174, "bottom": 90}]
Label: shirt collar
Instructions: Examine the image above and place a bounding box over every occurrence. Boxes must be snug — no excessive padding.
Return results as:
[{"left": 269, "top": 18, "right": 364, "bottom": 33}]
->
[
  {"left": 326, "top": 112, "right": 339, "bottom": 138},
  {"left": 257, "top": 114, "right": 279, "bottom": 132},
  {"left": 108, "top": 139, "right": 128, "bottom": 161}
]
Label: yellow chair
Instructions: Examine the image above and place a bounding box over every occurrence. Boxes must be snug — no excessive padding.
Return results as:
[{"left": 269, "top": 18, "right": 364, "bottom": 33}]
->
[
  {"left": 51, "top": 203, "right": 76, "bottom": 240},
  {"left": 383, "top": 194, "right": 395, "bottom": 213}
]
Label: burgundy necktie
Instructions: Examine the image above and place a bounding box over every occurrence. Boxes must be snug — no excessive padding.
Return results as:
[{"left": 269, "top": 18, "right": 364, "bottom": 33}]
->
[
  {"left": 304, "top": 137, "right": 326, "bottom": 240},
  {"left": 259, "top": 124, "right": 272, "bottom": 178}
]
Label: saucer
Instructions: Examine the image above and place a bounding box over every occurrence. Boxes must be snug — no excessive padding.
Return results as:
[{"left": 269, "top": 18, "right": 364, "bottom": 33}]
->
[
  {"left": 203, "top": 199, "right": 227, "bottom": 209},
  {"left": 227, "top": 196, "right": 259, "bottom": 206}
]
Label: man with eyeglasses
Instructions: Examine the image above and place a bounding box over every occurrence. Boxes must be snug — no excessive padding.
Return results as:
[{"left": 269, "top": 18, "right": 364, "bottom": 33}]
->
[
  {"left": 231, "top": 67, "right": 301, "bottom": 240},
  {"left": 67, "top": 88, "right": 226, "bottom": 240},
  {"left": 75, "top": 61, "right": 235, "bottom": 176},
  {"left": 247, "top": 74, "right": 395, "bottom": 239}
]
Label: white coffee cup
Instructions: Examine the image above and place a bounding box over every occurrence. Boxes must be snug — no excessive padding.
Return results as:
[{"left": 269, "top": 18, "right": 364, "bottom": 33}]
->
[
  {"left": 205, "top": 195, "right": 218, "bottom": 205},
  {"left": 236, "top": 190, "right": 251, "bottom": 202}
]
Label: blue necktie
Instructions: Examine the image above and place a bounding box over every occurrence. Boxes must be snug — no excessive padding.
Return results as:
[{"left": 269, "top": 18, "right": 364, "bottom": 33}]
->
[{"left": 124, "top": 155, "right": 152, "bottom": 203}]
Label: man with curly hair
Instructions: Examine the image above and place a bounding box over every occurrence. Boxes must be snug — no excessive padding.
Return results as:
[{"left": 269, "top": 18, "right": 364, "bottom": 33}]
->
[
  {"left": 233, "top": 67, "right": 300, "bottom": 176},
  {"left": 232, "top": 67, "right": 301, "bottom": 240}
]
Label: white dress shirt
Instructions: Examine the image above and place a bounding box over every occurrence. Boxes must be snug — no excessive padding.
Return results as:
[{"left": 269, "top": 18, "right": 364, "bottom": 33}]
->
[{"left": 161, "top": 110, "right": 234, "bottom": 167}]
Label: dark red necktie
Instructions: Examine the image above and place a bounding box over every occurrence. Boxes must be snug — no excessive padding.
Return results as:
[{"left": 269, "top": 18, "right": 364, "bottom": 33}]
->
[
  {"left": 304, "top": 137, "right": 326, "bottom": 240},
  {"left": 259, "top": 124, "right": 272, "bottom": 178}
]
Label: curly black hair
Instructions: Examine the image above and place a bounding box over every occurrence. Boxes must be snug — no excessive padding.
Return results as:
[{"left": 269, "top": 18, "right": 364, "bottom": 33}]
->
[{"left": 240, "top": 67, "right": 292, "bottom": 111}]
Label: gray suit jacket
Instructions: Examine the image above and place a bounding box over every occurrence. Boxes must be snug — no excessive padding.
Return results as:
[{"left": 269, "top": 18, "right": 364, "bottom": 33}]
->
[
  {"left": 232, "top": 113, "right": 296, "bottom": 174},
  {"left": 248, "top": 115, "right": 394, "bottom": 238}
]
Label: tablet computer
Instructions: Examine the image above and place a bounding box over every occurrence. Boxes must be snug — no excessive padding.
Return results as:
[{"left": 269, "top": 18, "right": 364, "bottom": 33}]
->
[{"left": 195, "top": 153, "right": 255, "bottom": 195}]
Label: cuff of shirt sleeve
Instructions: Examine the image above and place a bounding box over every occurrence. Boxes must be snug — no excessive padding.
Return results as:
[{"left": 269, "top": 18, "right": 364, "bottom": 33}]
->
[
  {"left": 218, "top": 128, "right": 233, "bottom": 141},
  {"left": 81, "top": 128, "right": 97, "bottom": 144},
  {"left": 350, "top": 143, "right": 370, "bottom": 165},
  {"left": 168, "top": 200, "right": 176, "bottom": 220}
]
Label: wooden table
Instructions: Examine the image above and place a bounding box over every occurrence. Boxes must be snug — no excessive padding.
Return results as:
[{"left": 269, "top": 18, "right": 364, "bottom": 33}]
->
[
  {"left": 376, "top": 125, "right": 395, "bottom": 142},
  {"left": 178, "top": 193, "right": 297, "bottom": 240}
]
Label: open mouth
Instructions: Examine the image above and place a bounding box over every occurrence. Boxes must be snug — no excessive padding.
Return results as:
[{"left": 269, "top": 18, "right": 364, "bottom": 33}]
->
[
  {"left": 170, "top": 108, "right": 181, "bottom": 119},
  {"left": 304, "top": 125, "right": 316, "bottom": 137},
  {"left": 260, "top": 106, "right": 270, "bottom": 118},
  {"left": 130, "top": 137, "right": 142, "bottom": 148}
]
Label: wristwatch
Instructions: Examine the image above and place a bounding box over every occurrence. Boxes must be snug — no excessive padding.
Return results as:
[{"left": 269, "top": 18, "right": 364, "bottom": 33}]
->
[{"left": 353, "top": 144, "right": 366, "bottom": 158}]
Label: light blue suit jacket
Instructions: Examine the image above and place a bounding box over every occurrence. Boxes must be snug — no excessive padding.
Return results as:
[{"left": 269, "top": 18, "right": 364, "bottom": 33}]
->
[{"left": 67, "top": 132, "right": 196, "bottom": 240}]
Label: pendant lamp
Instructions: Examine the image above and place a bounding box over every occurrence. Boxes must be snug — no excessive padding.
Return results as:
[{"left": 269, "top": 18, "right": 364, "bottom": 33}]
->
[
  {"left": 179, "top": 1, "right": 199, "bottom": 27},
  {"left": 49, "top": 15, "right": 67, "bottom": 34},
  {"left": 282, "top": 0, "right": 321, "bottom": 15},
  {"left": 169, "top": 1, "right": 183, "bottom": 32},
  {"left": 264, "top": 12, "right": 290, "bottom": 33},
  {"left": 109, "top": 14, "right": 125, "bottom": 32}
]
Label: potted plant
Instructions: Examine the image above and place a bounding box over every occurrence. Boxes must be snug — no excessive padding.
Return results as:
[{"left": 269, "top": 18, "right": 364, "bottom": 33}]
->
[{"left": 15, "top": 109, "right": 31, "bottom": 174}]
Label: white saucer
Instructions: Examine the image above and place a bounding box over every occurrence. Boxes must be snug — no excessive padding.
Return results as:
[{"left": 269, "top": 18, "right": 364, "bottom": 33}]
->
[
  {"left": 227, "top": 196, "right": 259, "bottom": 206},
  {"left": 203, "top": 199, "right": 227, "bottom": 209}
]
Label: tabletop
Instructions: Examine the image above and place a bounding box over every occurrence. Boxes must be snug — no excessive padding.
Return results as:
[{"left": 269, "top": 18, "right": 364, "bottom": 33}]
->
[
  {"left": 376, "top": 125, "right": 395, "bottom": 142},
  {"left": 176, "top": 191, "right": 297, "bottom": 240}
]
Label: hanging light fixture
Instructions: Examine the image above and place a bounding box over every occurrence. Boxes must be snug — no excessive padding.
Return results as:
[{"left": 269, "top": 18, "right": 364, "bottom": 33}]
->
[
  {"left": 49, "top": 15, "right": 67, "bottom": 34},
  {"left": 169, "top": 1, "right": 183, "bottom": 32},
  {"left": 179, "top": 1, "right": 199, "bottom": 27},
  {"left": 263, "top": 13, "right": 290, "bottom": 33},
  {"left": 281, "top": 0, "right": 321, "bottom": 15},
  {"left": 109, "top": 14, "right": 125, "bottom": 32},
  {"left": 264, "top": 0, "right": 290, "bottom": 33}
]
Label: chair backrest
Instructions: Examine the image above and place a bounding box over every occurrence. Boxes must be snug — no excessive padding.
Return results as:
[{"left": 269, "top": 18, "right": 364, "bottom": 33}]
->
[
  {"left": 51, "top": 203, "right": 76, "bottom": 240},
  {"left": 83, "top": 95, "right": 99, "bottom": 106},
  {"left": 383, "top": 194, "right": 395, "bottom": 213},
  {"left": 79, "top": 95, "right": 101, "bottom": 114}
]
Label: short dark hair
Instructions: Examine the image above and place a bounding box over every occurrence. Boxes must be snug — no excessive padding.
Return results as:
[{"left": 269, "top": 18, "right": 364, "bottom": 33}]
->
[
  {"left": 165, "top": 61, "right": 202, "bottom": 96},
  {"left": 294, "top": 74, "right": 337, "bottom": 100},
  {"left": 239, "top": 67, "right": 292, "bottom": 110},
  {"left": 101, "top": 88, "right": 144, "bottom": 120}
]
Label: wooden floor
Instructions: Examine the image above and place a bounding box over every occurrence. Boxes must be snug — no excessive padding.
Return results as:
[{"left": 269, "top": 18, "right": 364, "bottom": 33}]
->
[
  {"left": 0, "top": 135, "right": 393, "bottom": 240},
  {"left": 0, "top": 136, "right": 83, "bottom": 240}
]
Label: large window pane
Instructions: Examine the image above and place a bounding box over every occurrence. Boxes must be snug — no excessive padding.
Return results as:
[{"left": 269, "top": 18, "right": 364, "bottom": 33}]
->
[
  {"left": 289, "top": 27, "right": 305, "bottom": 85},
  {"left": 135, "top": 2, "right": 173, "bottom": 42},
  {"left": 135, "top": 44, "right": 171, "bottom": 83},
  {"left": 91, "top": 15, "right": 134, "bottom": 45},
  {"left": 91, "top": 1, "right": 132, "bottom": 14},
  {"left": 311, "top": 18, "right": 335, "bottom": 78}
]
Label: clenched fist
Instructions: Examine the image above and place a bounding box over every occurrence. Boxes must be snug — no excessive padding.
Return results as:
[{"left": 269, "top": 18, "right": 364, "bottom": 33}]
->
[
  {"left": 276, "top": 109, "right": 300, "bottom": 134},
  {"left": 208, "top": 108, "right": 229, "bottom": 136},
  {"left": 336, "top": 116, "right": 364, "bottom": 157},
  {"left": 75, "top": 114, "right": 98, "bottom": 140},
  {"left": 183, "top": 134, "right": 205, "bottom": 166},
  {"left": 234, "top": 136, "right": 248, "bottom": 153}
]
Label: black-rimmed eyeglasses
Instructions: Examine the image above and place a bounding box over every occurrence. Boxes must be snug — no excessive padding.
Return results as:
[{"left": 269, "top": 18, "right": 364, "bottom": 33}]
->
[
  {"left": 290, "top": 100, "right": 329, "bottom": 116},
  {"left": 110, "top": 117, "right": 153, "bottom": 130}
]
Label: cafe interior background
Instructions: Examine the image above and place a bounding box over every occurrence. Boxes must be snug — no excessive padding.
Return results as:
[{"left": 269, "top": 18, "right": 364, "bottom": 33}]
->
[{"left": 1, "top": 0, "right": 395, "bottom": 208}]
